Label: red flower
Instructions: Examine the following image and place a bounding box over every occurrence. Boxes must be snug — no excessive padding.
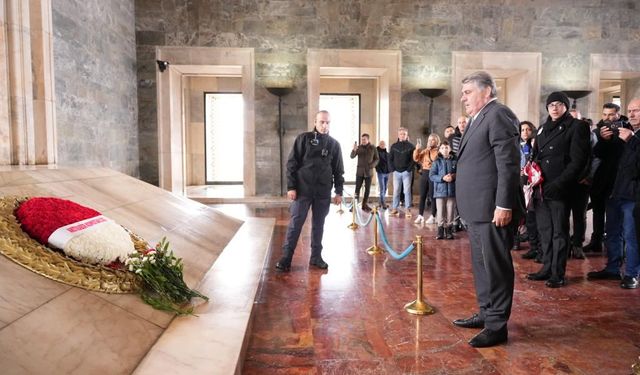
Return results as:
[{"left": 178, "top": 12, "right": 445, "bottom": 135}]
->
[{"left": 15, "top": 197, "right": 101, "bottom": 245}]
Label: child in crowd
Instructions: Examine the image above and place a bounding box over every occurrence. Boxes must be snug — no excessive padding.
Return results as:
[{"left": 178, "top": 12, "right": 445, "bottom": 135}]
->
[{"left": 429, "top": 141, "right": 457, "bottom": 239}]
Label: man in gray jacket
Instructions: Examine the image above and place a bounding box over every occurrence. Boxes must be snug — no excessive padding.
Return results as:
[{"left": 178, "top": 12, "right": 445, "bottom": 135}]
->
[
  {"left": 454, "top": 71, "right": 522, "bottom": 348},
  {"left": 350, "top": 133, "right": 379, "bottom": 211}
]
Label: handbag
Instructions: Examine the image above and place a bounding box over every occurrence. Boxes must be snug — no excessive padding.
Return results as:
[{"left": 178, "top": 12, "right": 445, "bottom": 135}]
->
[{"left": 523, "top": 161, "right": 544, "bottom": 208}]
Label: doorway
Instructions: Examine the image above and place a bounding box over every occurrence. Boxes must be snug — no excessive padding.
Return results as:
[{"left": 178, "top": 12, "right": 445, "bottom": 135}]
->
[
  {"left": 319, "top": 93, "right": 361, "bottom": 184},
  {"left": 203, "top": 92, "right": 244, "bottom": 185},
  {"left": 155, "top": 46, "right": 255, "bottom": 196}
]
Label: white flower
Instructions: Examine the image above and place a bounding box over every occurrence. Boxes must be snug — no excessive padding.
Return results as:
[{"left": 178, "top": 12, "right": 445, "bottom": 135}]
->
[
  {"left": 62, "top": 221, "right": 135, "bottom": 265},
  {"left": 128, "top": 265, "right": 134, "bottom": 271},
  {"left": 150, "top": 259, "right": 156, "bottom": 265},
  {"left": 135, "top": 268, "right": 142, "bottom": 274},
  {"left": 142, "top": 256, "right": 148, "bottom": 262}
]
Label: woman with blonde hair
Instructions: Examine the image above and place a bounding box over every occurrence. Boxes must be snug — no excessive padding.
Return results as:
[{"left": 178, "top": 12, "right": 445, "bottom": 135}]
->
[{"left": 413, "top": 133, "right": 440, "bottom": 224}]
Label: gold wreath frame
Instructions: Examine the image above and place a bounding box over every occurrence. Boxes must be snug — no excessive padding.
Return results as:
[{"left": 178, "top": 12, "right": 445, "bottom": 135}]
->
[{"left": 0, "top": 196, "right": 146, "bottom": 293}]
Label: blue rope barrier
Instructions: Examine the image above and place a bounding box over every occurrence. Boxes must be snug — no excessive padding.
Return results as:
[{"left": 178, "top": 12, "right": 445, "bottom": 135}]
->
[
  {"left": 376, "top": 212, "right": 416, "bottom": 260},
  {"left": 354, "top": 204, "right": 373, "bottom": 226}
]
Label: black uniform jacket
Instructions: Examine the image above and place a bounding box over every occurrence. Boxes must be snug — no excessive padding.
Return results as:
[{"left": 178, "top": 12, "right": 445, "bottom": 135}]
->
[
  {"left": 286, "top": 129, "right": 344, "bottom": 199},
  {"left": 533, "top": 112, "right": 591, "bottom": 200}
]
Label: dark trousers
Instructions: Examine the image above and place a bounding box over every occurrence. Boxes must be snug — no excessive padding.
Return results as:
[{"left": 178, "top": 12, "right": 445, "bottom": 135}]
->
[
  {"left": 467, "top": 221, "right": 515, "bottom": 331},
  {"left": 428, "top": 180, "right": 436, "bottom": 217},
  {"left": 417, "top": 171, "right": 430, "bottom": 216},
  {"left": 589, "top": 192, "right": 606, "bottom": 243},
  {"left": 535, "top": 197, "right": 570, "bottom": 279},
  {"left": 568, "top": 183, "right": 590, "bottom": 246},
  {"left": 281, "top": 196, "right": 331, "bottom": 261},
  {"left": 525, "top": 207, "right": 540, "bottom": 252},
  {"left": 355, "top": 175, "right": 372, "bottom": 203}
]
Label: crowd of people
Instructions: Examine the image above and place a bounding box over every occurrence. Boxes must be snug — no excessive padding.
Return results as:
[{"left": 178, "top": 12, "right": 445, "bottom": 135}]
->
[
  {"left": 346, "top": 91, "right": 640, "bottom": 292},
  {"left": 274, "top": 71, "right": 640, "bottom": 347}
]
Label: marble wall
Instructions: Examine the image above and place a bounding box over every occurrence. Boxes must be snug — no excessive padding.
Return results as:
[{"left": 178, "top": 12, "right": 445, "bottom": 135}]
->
[
  {"left": 135, "top": 0, "right": 640, "bottom": 193},
  {"left": 52, "top": 0, "right": 139, "bottom": 177}
]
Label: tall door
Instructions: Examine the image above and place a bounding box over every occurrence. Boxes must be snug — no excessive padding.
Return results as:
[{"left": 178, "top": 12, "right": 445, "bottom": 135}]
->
[
  {"left": 204, "top": 92, "right": 244, "bottom": 185},
  {"left": 319, "top": 94, "right": 360, "bottom": 184}
]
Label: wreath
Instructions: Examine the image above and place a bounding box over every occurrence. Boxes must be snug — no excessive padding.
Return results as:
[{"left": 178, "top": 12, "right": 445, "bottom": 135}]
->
[{"left": 0, "top": 196, "right": 207, "bottom": 315}]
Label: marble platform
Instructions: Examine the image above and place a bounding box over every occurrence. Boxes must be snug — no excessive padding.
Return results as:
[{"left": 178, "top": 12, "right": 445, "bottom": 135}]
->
[{"left": 0, "top": 166, "right": 274, "bottom": 374}]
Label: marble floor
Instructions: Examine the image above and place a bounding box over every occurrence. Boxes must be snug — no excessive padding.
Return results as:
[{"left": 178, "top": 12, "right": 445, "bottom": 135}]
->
[{"left": 210, "top": 203, "right": 640, "bottom": 375}]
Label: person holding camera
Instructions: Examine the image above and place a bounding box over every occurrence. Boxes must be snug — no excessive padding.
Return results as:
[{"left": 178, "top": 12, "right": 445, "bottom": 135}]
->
[
  {"left": 588, "top": 99, "right": 640, "bottom": 289},
  {"left": 584, "top": 103, "right": 629, "bottom": 253},
  {"left": 350, "top": 133, "right": 379, "bottom": 212},
  {"left": 526, "top": 92, "right": 590, "bottom": 288},
  {"left": 275, "top": 110, "right": 344, "bottom": 272},
  {"left": 375, "top": 141, "right": 391, "bottom": 209},
  {"left": 413, "top": 133, "right": 440, "bottom": 224}
]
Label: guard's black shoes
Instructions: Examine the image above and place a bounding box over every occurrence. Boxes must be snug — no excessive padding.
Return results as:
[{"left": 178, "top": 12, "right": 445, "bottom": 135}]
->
[
  {"left": 545, "top": 277, "right": 566, "bottom": 288},
  {"left": 309, "top": 257, "right": 328, "bottom": 269},
  {"left": 621, "top": 276, "right": 639, "bottom": 289},
  {"left": 527, "top": 271, "right": 551, "bottom": 281},
  {"left": 521, "top": 249, "right": 538, "bottom": 259},
  {"left": 275, "top": 260, "right": 291, "bottom": 272},
  {"left": 587, "top": 269, "right": 621, "bottom": 280},
  {"left": 453, "top": 313, "right": 485, "bottom": 329},
  {"left": 469, "top": 327, "right": 508, "bottom": 348}
]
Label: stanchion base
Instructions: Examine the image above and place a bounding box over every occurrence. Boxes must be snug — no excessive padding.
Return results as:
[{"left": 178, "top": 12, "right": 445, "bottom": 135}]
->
[
  {"left": 347, "top": 223, "right": 359, "bottom": 230},
  {"left": 404, "top": 299, "right": 435, "bottom": 315},
  {"left": 406, "top": 212, "right": 413, "bottom": 218},
  {"left": 366, "top": 245, "right": 383, "bottom": 255}
]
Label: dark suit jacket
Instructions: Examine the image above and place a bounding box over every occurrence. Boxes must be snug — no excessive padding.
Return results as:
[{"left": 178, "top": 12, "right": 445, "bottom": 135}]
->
[
  {"left": 533, "top": 113, "right": 590, "bottom": 200},
  {"left": 456, "top": 100, "right": 523, "bottom": 223}
]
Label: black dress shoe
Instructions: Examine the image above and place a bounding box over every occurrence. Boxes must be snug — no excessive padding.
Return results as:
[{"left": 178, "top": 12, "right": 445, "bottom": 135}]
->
[
  {"left": 583, "top": 241, "right": 603, "bottom": 253},
  {"left": 621, "top": 276, "right": 639, "bottom": 289},
  {"left": 527, "top": 272, "right": 550, "bottom": 281},
  {"left": 309, "top": 257, "right": 329, "bottom": 269},
  {"left": 587, "top": 269, "right": 621, "bottom": 280},
  {"left": 453, "top": 313, "right": 485, "bottom": 328},
  {"left": 275, "top": 261, "right": 291, "bottom": 272},
  {"left": 545, "top": 277, "right": 566, "bottom": 288},
  {"left": 468, "top": 327, "right": 508, "bottom": 348},
  {"left": 521, "top": 250, "right": 538, "bottom": 259}
]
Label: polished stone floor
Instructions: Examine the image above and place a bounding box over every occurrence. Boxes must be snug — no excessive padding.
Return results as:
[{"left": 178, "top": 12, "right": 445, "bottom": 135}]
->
[{"left": 212, "top": 203, "right": 640, "bottom": 374}]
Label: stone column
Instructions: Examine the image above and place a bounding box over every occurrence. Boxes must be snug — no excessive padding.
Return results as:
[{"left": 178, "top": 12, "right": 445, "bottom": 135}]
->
[
  {"left": 0, "top": 0, "right": 55, "bottom": 165},
  {"left": 0, "top": 1, "right": 10, "bottom": 164}
]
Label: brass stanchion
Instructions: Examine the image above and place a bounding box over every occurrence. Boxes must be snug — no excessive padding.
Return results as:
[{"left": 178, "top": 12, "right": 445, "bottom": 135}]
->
[
  {"left": 404, "top": 235, "right": 435, "bottom": 315},
  {"left": 366, "top": 207, "right": 383, "bottom": 254},
  {"left": 406, "top": 208, "right": 412, "bottom": 219},
  {"left": 336, "top": 201, "right": 344, "bottom": 214},
  {"left": 633, "top": 355, "right": 640, "bottom": 375},
  {"left": 347, "top": 198, "right": 359, "bottom": 230}
]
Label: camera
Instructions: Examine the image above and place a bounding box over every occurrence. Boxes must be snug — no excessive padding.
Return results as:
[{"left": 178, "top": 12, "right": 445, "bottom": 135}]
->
[{"left": 603, "top": 119, "right": 624, "bottom": 135}]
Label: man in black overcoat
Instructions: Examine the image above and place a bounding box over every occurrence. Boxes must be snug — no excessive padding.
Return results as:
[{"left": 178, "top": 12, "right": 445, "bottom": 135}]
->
[{"left": 526, "top": 92, "right": 590, "bottom": 287}]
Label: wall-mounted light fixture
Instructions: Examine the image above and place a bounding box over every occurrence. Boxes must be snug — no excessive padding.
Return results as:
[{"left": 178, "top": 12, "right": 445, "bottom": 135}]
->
[
  {"left": 563, "top": 90, "right": 592, "bottom": 109},
  {"left": 156, "top": 60, "right": 170, "bottom": 73},
  {"left": 419, "top": 88, "right": 447, "bottom": 135},
  {"left": 266, "top": 86, "right": 294, "bottom": 196}
]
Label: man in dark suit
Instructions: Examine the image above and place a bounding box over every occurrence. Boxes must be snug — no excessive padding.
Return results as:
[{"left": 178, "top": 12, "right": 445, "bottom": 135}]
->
[{"left": 454, "top": 71, "right": 522, "bottom": 348}]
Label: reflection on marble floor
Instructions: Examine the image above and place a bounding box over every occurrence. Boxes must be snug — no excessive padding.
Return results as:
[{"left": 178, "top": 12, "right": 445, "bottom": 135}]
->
[{"left": 220, "top": 203, "right": 640, "bottom": 375}]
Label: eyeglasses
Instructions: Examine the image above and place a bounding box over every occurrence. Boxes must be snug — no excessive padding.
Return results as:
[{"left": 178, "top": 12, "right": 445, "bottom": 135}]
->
[{"left": 547, "top": 102, "right": 565, "bottom": 109}]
